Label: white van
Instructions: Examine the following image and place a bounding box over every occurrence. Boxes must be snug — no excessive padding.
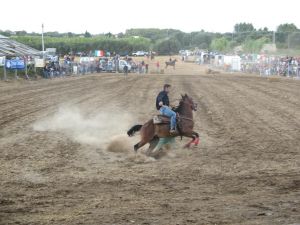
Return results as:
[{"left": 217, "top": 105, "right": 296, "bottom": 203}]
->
[{"left": 118, "top": 60, "right": 132, "bottom": 72}]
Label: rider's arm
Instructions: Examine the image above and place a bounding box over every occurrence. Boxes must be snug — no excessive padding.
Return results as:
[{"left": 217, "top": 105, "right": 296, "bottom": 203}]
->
[{"left": 157, "top": 92, "right": 164, "bottom": 107}]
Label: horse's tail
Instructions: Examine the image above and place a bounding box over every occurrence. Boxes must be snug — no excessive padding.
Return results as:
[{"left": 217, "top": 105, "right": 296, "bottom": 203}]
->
[{"left": 127, "top": 124, "right": 142, "bottom": 137}]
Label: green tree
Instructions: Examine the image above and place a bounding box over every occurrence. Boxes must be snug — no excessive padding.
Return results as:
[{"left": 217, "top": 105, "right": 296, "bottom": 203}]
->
[
  {"left": 276, "top": 23, "right": 299, "bottom": 46},
  {"left": 67, "top": 32, "right": 74, "bottom": 38},
  {"left": 277, "top": 23, "right": 298, "bottom": 33},
  {"left": 105, "top": 32, "right": 113, "bottom": 38},
  {"left": 15, "top": 30, "right": 27, "bottom": 36},
  {"left": 210, "top": 37, "right": 229, "bottom": 52},
  {"left": 84, "top": 31, "right": 92, "bottom": 38},
  {"left": 191, "top": 32, "right": 212, "bottom": 48},
  {"left": 242, "top": 37, "right": 269, "bottom": 53},
  {"left": 153, "top": 38, "right": 181, "bottom": 55},
  {"left": 234, "top": 23, "right": 255, "bottom": 33},
  {"left": 0, "top": 30, "right": 12, "bottom": 37}
]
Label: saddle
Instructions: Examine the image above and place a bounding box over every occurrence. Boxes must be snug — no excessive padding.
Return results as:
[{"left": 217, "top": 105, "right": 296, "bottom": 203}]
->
[
  {"left": 153, "top": 114, "right": 181, "bottom": 124},
  {"left": 153, "top": 114, "right": 184, "bottom": 138}
]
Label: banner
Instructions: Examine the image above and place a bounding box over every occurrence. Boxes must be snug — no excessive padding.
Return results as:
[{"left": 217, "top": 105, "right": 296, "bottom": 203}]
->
[
  {"left": 0, "top": 56, "right": 5, "bottom": 66},
  {"left": 35, "top": 58, "right": 45, "bottom": 68},
  {"left": 46, "top": 48, "right": 56, "bottom": 53},
  {"left": 80, "top": 57, "right": 95, "bottom": 63},
  {"left": 5, "top": 59, "right": 25, "bottom": 69}
]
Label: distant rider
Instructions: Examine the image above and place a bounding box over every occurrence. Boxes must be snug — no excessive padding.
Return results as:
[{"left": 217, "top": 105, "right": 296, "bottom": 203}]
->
[{"left": 156, "top": 84, "right": 177, "bottom": 134}]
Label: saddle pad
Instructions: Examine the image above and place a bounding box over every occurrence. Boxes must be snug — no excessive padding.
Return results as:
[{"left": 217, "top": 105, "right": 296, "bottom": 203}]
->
[{"left": 153, "top": 115, "right": 170, "bottom": 124}]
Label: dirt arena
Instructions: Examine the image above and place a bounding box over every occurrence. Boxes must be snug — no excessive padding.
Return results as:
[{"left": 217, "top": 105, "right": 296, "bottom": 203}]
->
[{"left": 0, "top": 57, "right": 299, "bottom": 225}]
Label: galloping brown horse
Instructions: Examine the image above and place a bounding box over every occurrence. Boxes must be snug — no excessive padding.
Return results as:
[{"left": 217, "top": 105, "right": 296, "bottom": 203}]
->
[{"left": 127, "top": 94, "right": 199, "bottom": 153}]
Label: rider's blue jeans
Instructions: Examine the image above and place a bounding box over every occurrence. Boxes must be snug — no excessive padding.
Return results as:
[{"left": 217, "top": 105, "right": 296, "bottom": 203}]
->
[{"left": 159, "top": 106, "right": 176, "bottom": 130}]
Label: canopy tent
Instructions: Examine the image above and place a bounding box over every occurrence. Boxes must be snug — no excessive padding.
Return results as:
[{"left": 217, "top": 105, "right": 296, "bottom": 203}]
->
[
  {"left": 0, "top": 35, "right": 41, "bottom": 80},
  {"left": 0, "top": 35, "right": 40, "bottom": 57}
]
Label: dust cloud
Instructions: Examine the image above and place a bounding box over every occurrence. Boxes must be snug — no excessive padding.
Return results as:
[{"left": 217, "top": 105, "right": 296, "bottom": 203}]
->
[{"left": 33, "top": 106, "right": 134, "bottom": 150}]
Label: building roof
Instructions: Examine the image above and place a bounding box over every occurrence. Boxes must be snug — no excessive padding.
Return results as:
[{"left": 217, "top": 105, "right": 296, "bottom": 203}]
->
[{"left": 0, "top": 35, "right": 40, "bottom": 57}]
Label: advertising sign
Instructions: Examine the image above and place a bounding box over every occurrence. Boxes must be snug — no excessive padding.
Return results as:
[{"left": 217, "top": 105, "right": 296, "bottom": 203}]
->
[
  {"left": 5, "top": 59, "right": 25, "bottom": 69},
  {"left": 35, "top": 58, "right": 45, "bottom": 68}
]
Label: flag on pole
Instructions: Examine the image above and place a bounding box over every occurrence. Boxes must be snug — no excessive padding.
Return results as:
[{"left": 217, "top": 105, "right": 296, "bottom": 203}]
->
[{"left": 95, "top": 50, "right": 104, "bottom": 57}]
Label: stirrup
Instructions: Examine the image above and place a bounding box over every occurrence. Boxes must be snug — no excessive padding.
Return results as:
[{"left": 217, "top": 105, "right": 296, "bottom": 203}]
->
[{"left": 170, "top": 129, "right": 176, "bottom": 134}]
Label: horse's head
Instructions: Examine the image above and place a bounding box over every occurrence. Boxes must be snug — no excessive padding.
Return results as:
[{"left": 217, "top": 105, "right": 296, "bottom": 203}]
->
[{"left": 181, "top": 94, "right": 197, "bottom": 111}]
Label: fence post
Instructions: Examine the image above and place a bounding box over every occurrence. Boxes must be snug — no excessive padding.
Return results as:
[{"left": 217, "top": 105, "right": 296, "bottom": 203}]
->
[
  {"left": 25, "top": 58, "right": 29, "bottom": 79},
  {"left": 3, "top": 56, "right": 7, "bottom": 80}
]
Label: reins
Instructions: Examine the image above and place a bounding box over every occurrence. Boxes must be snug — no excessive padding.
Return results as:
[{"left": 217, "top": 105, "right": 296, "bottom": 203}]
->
[{"left": 178, "top": 115, "right": 194, "bottom": 122}]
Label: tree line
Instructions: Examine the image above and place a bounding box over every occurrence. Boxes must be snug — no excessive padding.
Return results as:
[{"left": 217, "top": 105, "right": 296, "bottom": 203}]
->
[{"left": 1, "top": 23, "right": 299, "bottom": 55}]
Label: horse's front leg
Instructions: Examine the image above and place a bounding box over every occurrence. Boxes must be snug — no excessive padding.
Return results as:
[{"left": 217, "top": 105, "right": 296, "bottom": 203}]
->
[
  {"left": 183, "top": 135, "right": 195, "bottom": 148},
  {"left": 191, "top": 131, "right": 200, "bottom": 146},
  {"left": 184, "top": 131, "right": 199, "bottom": 148}
]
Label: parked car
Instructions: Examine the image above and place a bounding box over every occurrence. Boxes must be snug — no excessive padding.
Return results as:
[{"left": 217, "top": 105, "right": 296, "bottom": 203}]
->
[{"left": 132, "top": 51, "right": 148, "bottom": 56}]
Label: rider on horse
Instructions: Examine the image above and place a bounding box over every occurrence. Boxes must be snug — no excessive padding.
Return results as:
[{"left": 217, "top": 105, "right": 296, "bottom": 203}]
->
[{"left": 156, "top": 84, "right": 177, "bottom": 134}]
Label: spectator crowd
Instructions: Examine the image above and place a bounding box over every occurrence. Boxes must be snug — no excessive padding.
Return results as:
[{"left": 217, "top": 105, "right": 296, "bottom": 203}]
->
[
  {"left": 241, "top": 55, "right": 300, "bottom": 76},
  {"left": 42, "top": 54, "right": 153, "bottom": 79}
]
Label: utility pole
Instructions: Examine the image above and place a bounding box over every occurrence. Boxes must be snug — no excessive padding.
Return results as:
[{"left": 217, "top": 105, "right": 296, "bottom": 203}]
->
[
  {"left": 41, "top": 23, "right": 45, "bottom": 58},
  {"left": 273, "top": 31, "right": 276, "bottom": 44}
]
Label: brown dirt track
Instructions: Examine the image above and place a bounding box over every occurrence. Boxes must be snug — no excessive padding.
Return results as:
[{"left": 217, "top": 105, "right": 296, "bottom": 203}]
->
[{"left": 0, "top": 57, "right": 299, "bottom": 225}]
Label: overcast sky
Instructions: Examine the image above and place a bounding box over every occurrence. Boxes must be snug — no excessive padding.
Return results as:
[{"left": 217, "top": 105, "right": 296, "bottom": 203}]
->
[{"left": 1, "top": 0, "right": 299, "bottom": 34}]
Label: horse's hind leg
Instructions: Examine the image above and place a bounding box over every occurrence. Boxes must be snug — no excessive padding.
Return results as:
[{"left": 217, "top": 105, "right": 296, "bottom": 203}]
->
[
  {"left": 134, "top": 141, "right": 147, "bottom": 152},
  {"left": 145, "top": 136, "right": 159, "bottom": 156},
  {"left": 151, "top": 138, "right": 167, "bottom": 155}
]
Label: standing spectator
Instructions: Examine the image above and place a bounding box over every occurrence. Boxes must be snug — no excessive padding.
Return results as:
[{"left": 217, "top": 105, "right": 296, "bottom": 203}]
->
[
  {"left": 145, "top": 64, "right": 149, "bottom": 74},
  {"left": 141, "top": 60, "right": 145, "bottom": 73},
  {"left": 156, "top": 61, "right": 160, "bottom": 74},
  {"left": 123, "top": 64, "right": 128, "bottom": 76},
  {"left": 138, "top": 63, "right": 142, "bottom": 74}
]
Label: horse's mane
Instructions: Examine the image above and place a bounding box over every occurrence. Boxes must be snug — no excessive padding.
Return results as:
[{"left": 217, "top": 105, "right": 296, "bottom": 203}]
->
[{"left": 172, "top": 94, "right": 188, "bottom": 113}]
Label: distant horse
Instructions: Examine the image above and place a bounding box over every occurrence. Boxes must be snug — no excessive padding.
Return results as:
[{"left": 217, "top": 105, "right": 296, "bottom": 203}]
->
[
  {"left": 165, "top": 59, "right": 177, "bottom": 69},
  {"left": 127, "top": 94, "right": 199, "bottom": 156}
]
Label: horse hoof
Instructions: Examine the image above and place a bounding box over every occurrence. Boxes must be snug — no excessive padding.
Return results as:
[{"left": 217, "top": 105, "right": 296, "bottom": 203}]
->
[{"left": 193, "top": 138, "right": 200, "bottom": 146}]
